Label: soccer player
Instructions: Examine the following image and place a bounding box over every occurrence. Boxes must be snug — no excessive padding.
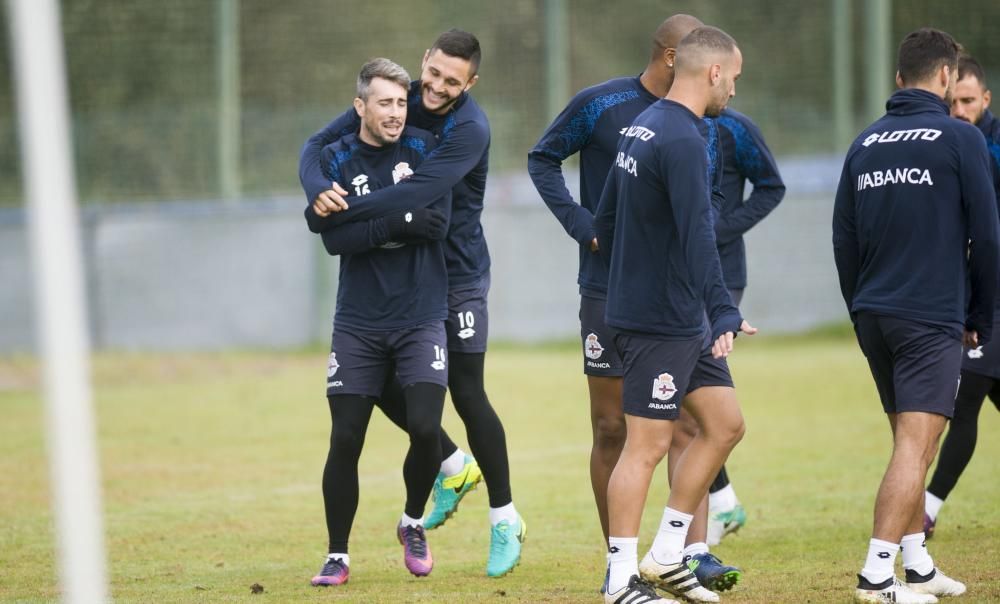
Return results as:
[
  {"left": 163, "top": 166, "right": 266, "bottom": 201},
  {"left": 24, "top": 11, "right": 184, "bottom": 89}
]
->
[
  {"left": 923, "top": 53, "right": 1000, "bottom": 538},
  {"left": 529, "top": 14, "right": 760, "bottom": 593},
  {"left": 308, "top": 58, "right": 452, "bottom": 587},
  {"left": 833, "top": 28, "right": 998, "bottom": 603},
  {"left": 298, "top": 30, "right": 524, "bottom": 577},
  {"left": 593, "top": 26, "right": 755, "bottom": 604}
]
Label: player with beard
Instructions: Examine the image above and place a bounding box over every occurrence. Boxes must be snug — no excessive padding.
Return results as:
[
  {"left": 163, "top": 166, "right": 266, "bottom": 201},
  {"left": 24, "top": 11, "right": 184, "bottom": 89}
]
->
[
  {"left": 923, "top": 52, "right": 1000, "bottom": 538},
  {"left": 593, "top": 27, "right": 755, "bottom": 604},
  {"left": 299, "top": 30, "right": 524, "bottom": 577},
  {"left": 529, "top": 14, "right": 750, "bottom": 594},
  {"left": 308, "top": 58, "right": 451, "bottom": 586},
  {"left": 834, "top": 28, "right": 998, "bottom": 603}
]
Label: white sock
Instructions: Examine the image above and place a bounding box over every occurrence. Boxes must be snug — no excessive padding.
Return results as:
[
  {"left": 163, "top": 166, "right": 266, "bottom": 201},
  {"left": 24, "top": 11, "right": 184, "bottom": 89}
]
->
[
  {"left": 649, "top": 507, "right": 693, "bottom": 564},
  {"left": 683, "top": 542, "right": 710, "bottom": 559},
  {"left": 861, "top": 538, "right": 899, "bottom": 584},
  {"left": 708, "top": 484, "right": 738, "bottom": 512},
  {"left": 439, "top": 448, "right": 467, "bottom": 476},
  {"left": 400, "top": 512, "right": 423, "bottom": 528},
  {"left": 924, "top": 491, "right": 944, "bottom": 521},
  {"left": 608, "top": 537, "right": 639, "bottom": 595},
  {"left": 900, "top": 532, "right": 935, "bottom": 576},
  {"left": 489, "top": 502, "right": 518, "bottom": 526},
  {"left": 327, "top": 553, "right": 350, "bottom": 566}
]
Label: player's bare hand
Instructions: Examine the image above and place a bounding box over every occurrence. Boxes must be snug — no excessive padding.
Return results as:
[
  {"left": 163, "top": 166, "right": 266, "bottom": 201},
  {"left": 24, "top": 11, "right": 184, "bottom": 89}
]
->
[
  {"left": 590, "top": 237, "right": 599, "bottom": 252},
  {"left": 740, "top": 320, "right": 758, "bottom": 336},
  {"left": 312, "top": 182, "right": 349, "bottom": 217},
  {"left": 964, "top": 329, "right": 979, "bottom": 348},
  {"left": 712, "top": 331, "right": 735, "bottom": 359}
]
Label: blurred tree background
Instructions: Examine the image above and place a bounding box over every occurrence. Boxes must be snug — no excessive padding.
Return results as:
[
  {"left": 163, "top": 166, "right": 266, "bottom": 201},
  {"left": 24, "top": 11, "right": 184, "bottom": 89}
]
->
[{"left": 1, "top": 0, "right": 998, "bottom": 206}]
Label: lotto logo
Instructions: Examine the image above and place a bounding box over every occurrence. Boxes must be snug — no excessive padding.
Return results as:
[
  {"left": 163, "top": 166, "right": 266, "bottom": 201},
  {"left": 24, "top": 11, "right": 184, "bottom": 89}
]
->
[
  {"left": 968, "top": 346, "right": 984, "bottom": 359},
  {"left": 456, "top": 311, "right": 476, "bottom": 340}
]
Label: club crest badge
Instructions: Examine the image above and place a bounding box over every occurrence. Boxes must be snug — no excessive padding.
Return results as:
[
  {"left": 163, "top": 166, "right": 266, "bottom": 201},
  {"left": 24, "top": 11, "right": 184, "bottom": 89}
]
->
[
  {"left": 652, "top": 372, "right": 677, "bottom": 401},
  {"left": 392, "top": 162, "right": 414, "bottom": 184},
  {"left": 327, "top": 352, "right": 340, "bottom": 378},
  {"left": 584, "top": 333, "right": 604, "bottom": 360}
]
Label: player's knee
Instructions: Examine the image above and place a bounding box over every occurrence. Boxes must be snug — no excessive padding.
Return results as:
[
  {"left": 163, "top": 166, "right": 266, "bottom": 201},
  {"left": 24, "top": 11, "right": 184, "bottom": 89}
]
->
[
  {"left": 449, "top": 382, "right": 487, "bottom": 412},
  {"left": 705, "top": 415, "right": 745, "bottom": 450},
  {"left": 593, "top": 414, "right": 627, "bottom": 451},
  {"left": 406, "top": 418, "right": 441, "bottom": 446},
  {"left": 331, "top": 428, "right": 366, "bottom": 460},
  {"left": 624, "top": 433, "right": 671, "bottom": 466}
]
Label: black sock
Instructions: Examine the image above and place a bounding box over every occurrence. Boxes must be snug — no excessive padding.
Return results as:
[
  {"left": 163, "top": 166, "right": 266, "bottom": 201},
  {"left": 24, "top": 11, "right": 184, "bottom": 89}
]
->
[
  {"left": 449, "top": 352, "right": 513, "bottom": 508},
  {"left": 927, "top": 371, "right": 992, "bottom": 500},
  {"left": 323, "top": 394, "right": 375, "bottom": 554},
  {"left": 377, "top": 372, "right": 460, "bottom": 461},
  {"left": 401, "top": 382, "right": 446, "bottom": 519},
  {"left": 709, "top": 465, "right": 730, "bottom": 494}
]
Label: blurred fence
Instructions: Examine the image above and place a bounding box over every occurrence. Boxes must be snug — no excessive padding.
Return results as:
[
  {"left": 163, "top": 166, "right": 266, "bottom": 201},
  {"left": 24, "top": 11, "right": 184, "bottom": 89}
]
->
[
  {"left": 3, "top": 1, "right": 999, "bottom": 350},
  {"left": 0, "top": 163, "right": 843, "bottom": 353}
]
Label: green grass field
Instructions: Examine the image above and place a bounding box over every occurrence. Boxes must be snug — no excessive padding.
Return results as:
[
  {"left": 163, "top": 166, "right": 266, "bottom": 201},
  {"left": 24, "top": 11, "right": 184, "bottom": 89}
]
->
[{"left": 2, "top": 334, "right": 999, "bottom": 603}]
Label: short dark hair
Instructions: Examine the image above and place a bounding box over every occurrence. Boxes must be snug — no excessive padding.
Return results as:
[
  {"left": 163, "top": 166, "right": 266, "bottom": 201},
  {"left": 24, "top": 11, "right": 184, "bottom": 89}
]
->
[
  {"left": 897, "top": 28, "right": 960, "bottom": 86},
  {"left": 674, "top": 26, "right": 738, "bottom": 73},
  {"left": 430, "top": 29, "right": 482, "bottom": 76},
  {"left": 958, "top": 53, "right": 989, "bottom": 89}
]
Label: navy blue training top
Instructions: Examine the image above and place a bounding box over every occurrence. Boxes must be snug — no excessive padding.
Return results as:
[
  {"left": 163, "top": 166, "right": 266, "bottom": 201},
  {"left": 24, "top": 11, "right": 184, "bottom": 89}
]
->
[
  {"left": 833, "top": 88, "right": 999, "bottom": 342},
  {"left": 299, "top": 80, "right": 491, "bottom": 289},
  {"left": 320, "top": 127, "right": 450, "bottom": 331},
  {"left": 528, "top": 76, "right": 726, "bottom": 299},
  {"left": 594, "top": 99, "right": 742, "bottom": 340},
  {"left": 715, "top": 109, "right": 786, "bottom": 289},
  {"left": 528, "top": 76, "right": 660, "bottom": 297}
]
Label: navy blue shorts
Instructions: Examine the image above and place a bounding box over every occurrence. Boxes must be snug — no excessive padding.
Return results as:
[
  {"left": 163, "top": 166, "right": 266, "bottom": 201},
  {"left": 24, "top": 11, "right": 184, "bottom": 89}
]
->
[
  {"left": 614, "top": 332, "right": 704, "bottom": 420},
  {"left": 580, "top": 295, "right": 624, "bottom": 377},
  {"left": 689, "top": 342, "right": 735, "bottom": 392},
  {"left": 327, "top": 322, "right": 448, "bottom": 397},
  {"left": 446, "top": 274, "right": 489, "bottom": 354},
  {"left": 854, "top": 313, "right": 963, "bottom": 417}
]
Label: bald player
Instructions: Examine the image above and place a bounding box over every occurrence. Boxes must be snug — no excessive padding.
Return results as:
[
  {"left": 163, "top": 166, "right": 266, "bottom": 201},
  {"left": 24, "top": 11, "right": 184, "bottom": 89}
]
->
[
  {"left": 593, "top": 26, "right": 753, "bottom": 604},
  {"left": 529, "top": 15, "right": 743, "bottom": 595}
]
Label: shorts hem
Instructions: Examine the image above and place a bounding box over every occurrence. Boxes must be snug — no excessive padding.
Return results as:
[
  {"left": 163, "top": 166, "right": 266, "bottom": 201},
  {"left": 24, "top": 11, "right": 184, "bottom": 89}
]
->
[{"left": 623, "top": 407, "right": 679, "bottom": 421}]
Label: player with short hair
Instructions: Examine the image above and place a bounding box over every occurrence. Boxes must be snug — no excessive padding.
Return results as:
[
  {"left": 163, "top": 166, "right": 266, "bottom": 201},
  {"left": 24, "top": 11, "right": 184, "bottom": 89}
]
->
[
  {"left": 593, "top": 26, "right": 755, "bottom": 604},
  {"left": 531, "top": 14, "right": 781, "bottom": 594},
  {"left": 299, "top": 30, "right": 524, "bottom": 577},
  {"left": 833, "top": 28, "right": 999, "bottom": 603},
  {"left": 923, "top": 52, "right": 1000, "bottom": 538},
  {"left": 308, "top": 58, "right": 452, "bottom": 587}
]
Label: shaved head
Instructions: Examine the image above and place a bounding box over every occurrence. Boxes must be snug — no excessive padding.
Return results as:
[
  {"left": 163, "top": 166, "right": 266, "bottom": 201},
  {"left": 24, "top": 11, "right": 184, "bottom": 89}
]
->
[
  {"left": 669, "top": 26, "right": 742, "bottom": 117},
  {"left": 650, "top": 14, "right": 704, "bottom": 59},
  {"left": 674, "top": 26, "right": 739, "bottom": 76}
]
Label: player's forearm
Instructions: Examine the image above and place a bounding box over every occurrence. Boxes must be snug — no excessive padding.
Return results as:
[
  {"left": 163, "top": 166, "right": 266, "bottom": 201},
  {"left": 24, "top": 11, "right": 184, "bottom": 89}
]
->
[
  {"left": 319, "top": 220, "right": 389, "bottom": 256},
  {"left": 714, "top": 184, "right": 786, "bottom": 244},
  {"left": 528, "top": 153, "right": 596, "bottom": 245}
]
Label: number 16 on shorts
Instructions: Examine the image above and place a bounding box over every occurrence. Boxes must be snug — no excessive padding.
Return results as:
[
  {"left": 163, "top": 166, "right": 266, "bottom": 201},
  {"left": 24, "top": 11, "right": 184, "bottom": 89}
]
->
[{"left": 432, "top": 344, "right": 447, "bottom": 371}]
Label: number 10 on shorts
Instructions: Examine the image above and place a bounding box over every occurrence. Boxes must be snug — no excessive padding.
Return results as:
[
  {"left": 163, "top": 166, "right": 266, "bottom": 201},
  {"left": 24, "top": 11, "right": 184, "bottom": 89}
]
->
[
  {"left": 431, "top": 344, "right": 447, "bottom": 371},
  {"left": 457, "top": 311, "right": 476, "bottom": 340}
]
